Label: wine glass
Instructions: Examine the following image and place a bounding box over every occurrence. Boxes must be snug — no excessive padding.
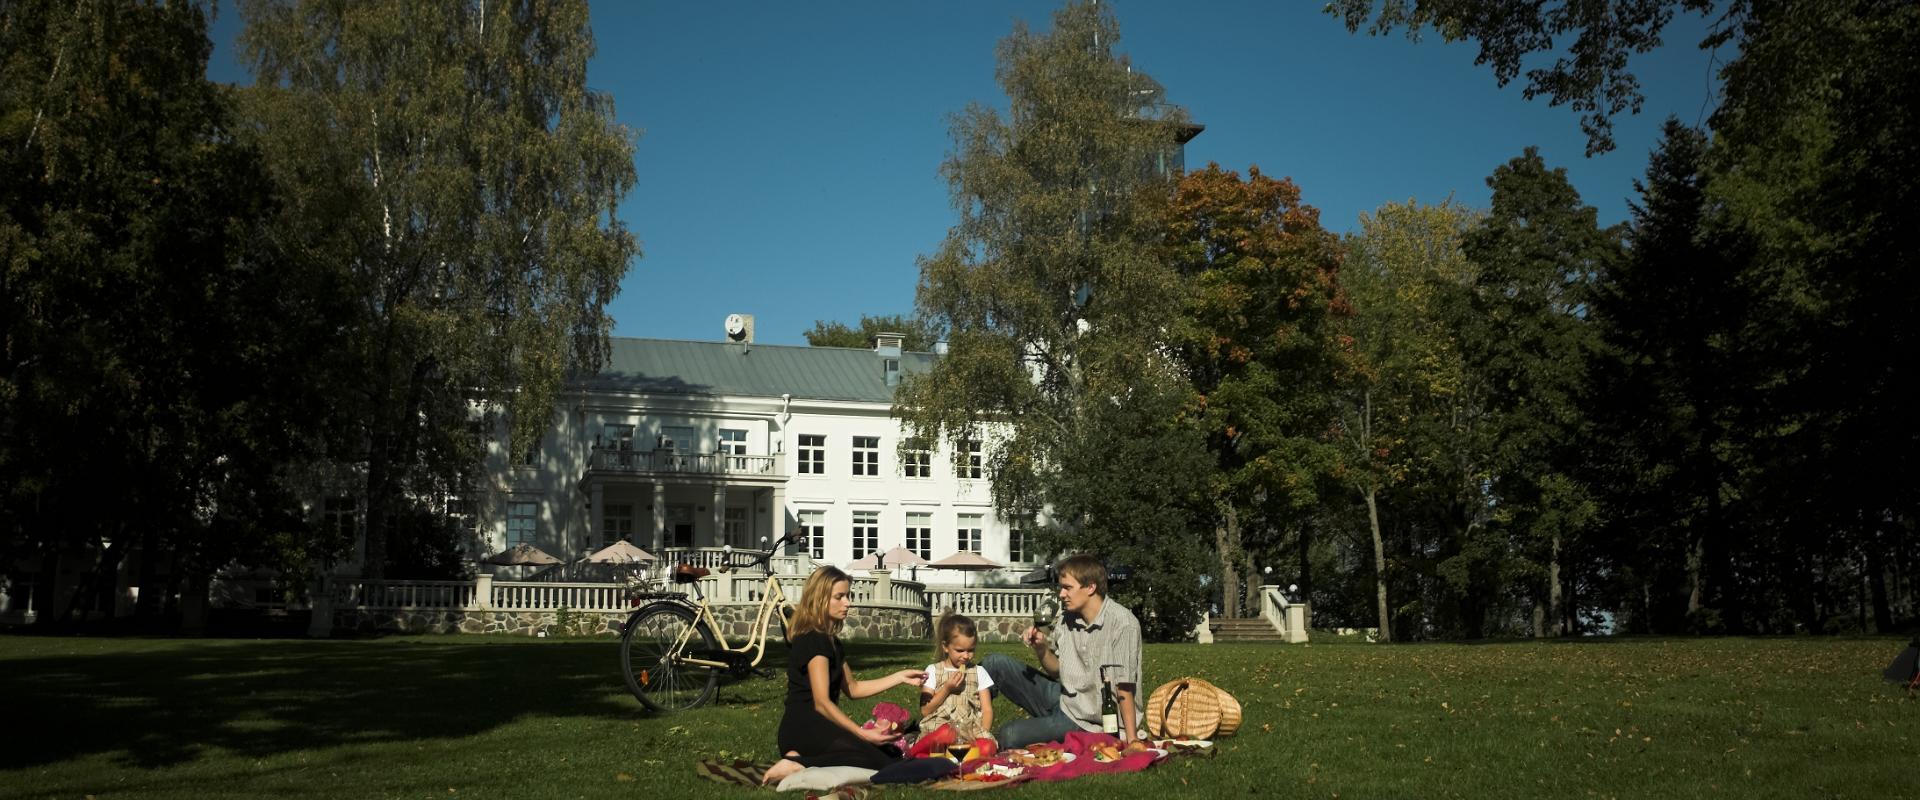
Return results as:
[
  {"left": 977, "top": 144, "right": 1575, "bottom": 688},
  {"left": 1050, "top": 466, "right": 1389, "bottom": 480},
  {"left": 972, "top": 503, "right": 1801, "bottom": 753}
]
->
[{"left": 1032, "top": 596, "right": 1060, "bottom": 630}]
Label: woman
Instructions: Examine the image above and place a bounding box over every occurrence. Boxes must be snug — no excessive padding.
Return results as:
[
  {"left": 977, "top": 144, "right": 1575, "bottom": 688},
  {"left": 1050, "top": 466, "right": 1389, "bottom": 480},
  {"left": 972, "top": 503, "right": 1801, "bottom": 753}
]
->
[{"left": 763, "top": 566, "right": 925, "bottom": 785}]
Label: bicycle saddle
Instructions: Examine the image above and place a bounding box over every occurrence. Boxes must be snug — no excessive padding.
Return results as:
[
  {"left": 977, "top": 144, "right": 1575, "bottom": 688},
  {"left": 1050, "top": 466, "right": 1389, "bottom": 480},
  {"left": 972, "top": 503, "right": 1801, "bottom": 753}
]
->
[{"left": 672, "top": 563, "right": 711, "bottom": 583}]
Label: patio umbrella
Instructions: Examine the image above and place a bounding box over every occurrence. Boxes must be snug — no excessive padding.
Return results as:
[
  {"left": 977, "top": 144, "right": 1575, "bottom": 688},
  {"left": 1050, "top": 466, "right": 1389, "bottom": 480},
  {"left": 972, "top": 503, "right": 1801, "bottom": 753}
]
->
[
  {"left": 847, "top": 546, "right": 931, "bottom": 572},
  {"left": 484, "top": 543, "right": 562, "bottom": 566},
  {"left": 483, "top": 543, "right": 562, "bottom": 579},
  {"left": 926, "top": 551, "right": 1004, "bottom": 587},
  {"left": 584, "top": 540, "right": 658, "bottom": 563}
]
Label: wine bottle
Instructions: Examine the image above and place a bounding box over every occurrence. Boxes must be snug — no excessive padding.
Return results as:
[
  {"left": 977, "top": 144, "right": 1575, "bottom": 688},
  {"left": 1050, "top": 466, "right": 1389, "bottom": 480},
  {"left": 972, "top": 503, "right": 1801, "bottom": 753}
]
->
[{"left": 1099, "top": 665, "right": 1119, "bottom": 735}]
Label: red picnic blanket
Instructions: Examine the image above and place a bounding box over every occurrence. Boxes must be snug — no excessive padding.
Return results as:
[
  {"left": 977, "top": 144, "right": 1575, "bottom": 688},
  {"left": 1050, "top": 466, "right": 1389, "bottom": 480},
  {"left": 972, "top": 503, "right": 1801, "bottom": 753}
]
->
[{"left": 956, "top": 731, "right": 1157, "bottom": 784}]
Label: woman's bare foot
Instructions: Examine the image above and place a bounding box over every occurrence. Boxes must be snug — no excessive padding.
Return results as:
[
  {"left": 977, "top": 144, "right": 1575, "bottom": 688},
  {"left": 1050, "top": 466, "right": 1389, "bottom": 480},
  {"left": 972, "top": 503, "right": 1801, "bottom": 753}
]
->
[{"left": 762, "top": 758, "right": 804, "bottom": 785}]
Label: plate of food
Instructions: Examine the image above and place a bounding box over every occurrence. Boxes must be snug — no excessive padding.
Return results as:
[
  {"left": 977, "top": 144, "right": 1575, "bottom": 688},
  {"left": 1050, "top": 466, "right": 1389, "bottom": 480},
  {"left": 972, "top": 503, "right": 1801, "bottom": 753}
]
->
[
  {"left": 1005, "top": 744, "right": 1075, "bottom": 767},
  {"left": 962, "top": 762, "right": 1027, "bottom": 782},
  {"left": 1090, "top": 740, "right": 1166, "bottom": 763}
]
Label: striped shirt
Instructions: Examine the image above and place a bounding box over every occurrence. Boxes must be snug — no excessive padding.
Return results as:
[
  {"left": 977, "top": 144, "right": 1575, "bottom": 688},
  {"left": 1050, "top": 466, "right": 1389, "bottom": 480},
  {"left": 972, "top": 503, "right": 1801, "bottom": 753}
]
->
[{"left": 1050, "top": 597, "right": 1143, "bottom": 730}]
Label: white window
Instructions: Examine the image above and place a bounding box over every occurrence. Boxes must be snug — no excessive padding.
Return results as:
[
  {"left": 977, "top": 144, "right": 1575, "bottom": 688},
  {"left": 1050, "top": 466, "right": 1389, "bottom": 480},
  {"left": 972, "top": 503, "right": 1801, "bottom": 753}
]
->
[
  {"left": 720, "top": 428, "right": 749, "bottom": 471},
  {"left": 447, "top": 495, "right": 478, "bottom": 537},
  {"left": 725, "top": 506, "right": 749, "bottom": 548},
  {"left": 851, "top": 436, "right": 879, "bottom": 476},
  {"left": 957, "top": 514, "right": 983, "bottom": 553},
  {"left": 514, "top": 434, "right": 541, "bottom": 467},
  {"left": 800, "top": 509, "right": 826, "bottom": 560},
  {"left": 961, "top": 439, "right": 983, "bottom": 479},
  {"left": 906, "top": 513, "right": 932, "bottom": 560},
  {"left": 852, "top": 510, "right": 879, "bottom": 560},
  {"left": 902, "top": 439, "right": 931, "bottom": 479},
  {"left": 322, "top": 497, "right": 356, "bottom": 542},
  {"left": 659, "top": 425, "right": 695, "bottom": 451},
  {"left": 798, "top": 434, "right": 825, "bottom": 475},
  {"left": 605, "top": 424, "right": 636, "bottom": 467},
  {"left": 507, "top": 500, "right": 538, "bottom": 547},
  {"left": 1008, "top": 517, "right": 1031, "bottom": 563},
  {"left": 602, "top": 503, "right": 634, "bottom": 547}
]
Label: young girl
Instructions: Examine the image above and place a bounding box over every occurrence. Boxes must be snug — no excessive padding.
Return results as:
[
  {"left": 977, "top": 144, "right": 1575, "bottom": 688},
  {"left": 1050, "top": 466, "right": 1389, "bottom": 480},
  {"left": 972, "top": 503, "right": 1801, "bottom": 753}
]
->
[
  {"left": 918, "top": 610, "right": 995, "bottom": 745},
  {"left": 763, "top": 567, "right": 925, "bottom": 785}
]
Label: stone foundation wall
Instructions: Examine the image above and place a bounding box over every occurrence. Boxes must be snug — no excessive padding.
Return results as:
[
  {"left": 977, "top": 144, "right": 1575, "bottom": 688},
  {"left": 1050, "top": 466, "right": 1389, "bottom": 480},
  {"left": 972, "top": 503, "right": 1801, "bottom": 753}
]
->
[
  {"left": 332, "top": 604, "right": 931, "bottom": 640},
  {"left": 969, "top": 615, "right": 1034, "bottom": 643}
]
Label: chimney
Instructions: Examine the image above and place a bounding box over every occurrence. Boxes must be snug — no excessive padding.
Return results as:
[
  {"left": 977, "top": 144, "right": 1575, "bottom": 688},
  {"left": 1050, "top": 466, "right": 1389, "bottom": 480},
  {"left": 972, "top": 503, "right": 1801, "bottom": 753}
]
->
[
  {"left": 724, "top": 313, "right": 754, "bottom": 344},
  {"left": 875, "top": 332, "right": 904, "bottom": 386}
]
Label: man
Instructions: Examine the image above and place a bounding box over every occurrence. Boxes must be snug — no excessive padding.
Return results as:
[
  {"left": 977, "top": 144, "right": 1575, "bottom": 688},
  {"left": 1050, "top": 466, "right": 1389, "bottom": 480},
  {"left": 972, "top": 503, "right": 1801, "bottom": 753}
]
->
[{"left": 981, "top": 554, "right": 1143, "bottom": 748}]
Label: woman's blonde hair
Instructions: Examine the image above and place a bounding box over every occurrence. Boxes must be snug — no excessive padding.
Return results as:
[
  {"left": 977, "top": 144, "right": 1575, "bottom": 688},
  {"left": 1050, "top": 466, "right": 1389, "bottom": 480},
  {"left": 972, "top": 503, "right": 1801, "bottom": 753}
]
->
[
  {"left": 933, "top": 609, "right": 978, "bottom": 661},
  {"left": 789, "top": 566, "right": 851, "bottom": 638}
]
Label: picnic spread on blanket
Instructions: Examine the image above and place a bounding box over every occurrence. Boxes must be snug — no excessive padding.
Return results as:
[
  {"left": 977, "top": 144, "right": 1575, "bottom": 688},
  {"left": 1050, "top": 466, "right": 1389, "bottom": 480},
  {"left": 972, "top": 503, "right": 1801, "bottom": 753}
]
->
[{"left": 694, "top": 676, "right": 1237, "bottom": 793}]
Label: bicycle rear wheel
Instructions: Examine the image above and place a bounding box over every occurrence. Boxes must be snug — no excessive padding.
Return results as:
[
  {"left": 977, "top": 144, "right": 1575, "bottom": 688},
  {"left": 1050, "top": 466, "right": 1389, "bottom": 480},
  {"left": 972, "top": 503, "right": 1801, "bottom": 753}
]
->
[{"left": 621, "top": 603, "right": 718, "bottom": 712}]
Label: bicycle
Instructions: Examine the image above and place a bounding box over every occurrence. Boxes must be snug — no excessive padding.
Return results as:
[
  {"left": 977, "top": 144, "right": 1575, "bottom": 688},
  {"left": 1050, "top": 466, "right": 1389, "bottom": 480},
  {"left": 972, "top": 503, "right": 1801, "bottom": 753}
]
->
[{"left": 620, "top": 528, "right": 806, "bottom": 711}]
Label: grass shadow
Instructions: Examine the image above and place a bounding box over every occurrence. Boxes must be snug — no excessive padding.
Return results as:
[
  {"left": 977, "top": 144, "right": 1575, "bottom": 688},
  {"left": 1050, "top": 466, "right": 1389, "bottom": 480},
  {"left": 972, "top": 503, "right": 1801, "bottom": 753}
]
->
[{"left": 0, "top": 636, "right": 639, "bottom": 771}]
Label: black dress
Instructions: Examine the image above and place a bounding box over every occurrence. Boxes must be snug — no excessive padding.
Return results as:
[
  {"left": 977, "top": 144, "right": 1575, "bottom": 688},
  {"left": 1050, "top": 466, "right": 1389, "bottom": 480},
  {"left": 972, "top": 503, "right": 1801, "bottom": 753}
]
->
[{"left": 777, "top": 631, "right": 899, "bottom": 770}]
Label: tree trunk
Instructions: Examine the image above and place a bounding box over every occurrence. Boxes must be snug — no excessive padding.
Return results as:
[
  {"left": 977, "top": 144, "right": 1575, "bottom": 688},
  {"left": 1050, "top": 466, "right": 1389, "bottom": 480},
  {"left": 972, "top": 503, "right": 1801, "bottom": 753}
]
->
[
  {"left": 134, "top": 524, "right": 167, "bottom": 617},
  {"left": 1866, "top": 534, "right": 1893, "bottom": 633},
  {"left": 1364, "top": 486, "right": 1391, "bottom": 643},
  {"left": 1685, "top": 533, "right": 1705, "bottom": 615},
  {"left": 1216, "top": 503, "right": 1241, "bottom": 618},
  {"left": 1296, "top": 515, "right": 1313, "bottom": 605},
  {"left": 361, "top": 356, "right": 434, "bottom": 580},
  {"left": 179, "top": 571, "right": 210, "bottom": 635},
  {"left": 361, "top": 426, "right": 391, "bottom": 580},
  {"left": 1548, "top": 533, "right": 1564, "bottom": 636}
]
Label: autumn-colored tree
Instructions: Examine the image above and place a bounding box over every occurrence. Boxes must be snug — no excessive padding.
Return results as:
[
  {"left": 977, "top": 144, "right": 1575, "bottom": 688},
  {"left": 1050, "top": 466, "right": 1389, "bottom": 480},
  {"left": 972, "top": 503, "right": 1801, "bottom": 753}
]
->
[{"left": 1165, "top": 164, "right": 1347, "bottom": 618}]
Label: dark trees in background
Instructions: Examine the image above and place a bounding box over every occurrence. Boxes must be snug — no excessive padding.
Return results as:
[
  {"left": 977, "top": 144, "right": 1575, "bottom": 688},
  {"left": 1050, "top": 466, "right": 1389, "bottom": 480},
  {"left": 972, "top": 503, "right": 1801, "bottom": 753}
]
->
[
  {"left": 1, "top": 0, "right": 351, "bottom": 626},
  {"left": 804, "top": 315, "right": 942, "bottom": 352}
]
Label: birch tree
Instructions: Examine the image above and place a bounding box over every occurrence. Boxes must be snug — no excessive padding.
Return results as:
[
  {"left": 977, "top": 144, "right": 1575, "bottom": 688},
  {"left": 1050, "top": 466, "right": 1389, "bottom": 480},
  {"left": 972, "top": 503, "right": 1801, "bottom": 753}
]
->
[{"left": 238, "top": 0, "right": 638, "bottom": 577}]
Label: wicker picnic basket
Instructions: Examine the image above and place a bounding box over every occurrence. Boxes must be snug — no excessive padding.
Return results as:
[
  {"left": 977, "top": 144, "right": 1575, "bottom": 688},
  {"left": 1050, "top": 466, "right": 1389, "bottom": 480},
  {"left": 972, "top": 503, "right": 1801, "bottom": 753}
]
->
[{"left": 1145, "top": 677, "right": 1242, "bottom": 739}]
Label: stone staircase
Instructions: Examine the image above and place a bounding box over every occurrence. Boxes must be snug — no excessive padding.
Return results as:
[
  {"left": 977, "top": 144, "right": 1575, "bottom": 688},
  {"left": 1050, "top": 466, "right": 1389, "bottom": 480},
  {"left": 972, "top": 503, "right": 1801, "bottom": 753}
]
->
[{"left": 1209, "top": 615, "right": 1288, "bottom": 643}]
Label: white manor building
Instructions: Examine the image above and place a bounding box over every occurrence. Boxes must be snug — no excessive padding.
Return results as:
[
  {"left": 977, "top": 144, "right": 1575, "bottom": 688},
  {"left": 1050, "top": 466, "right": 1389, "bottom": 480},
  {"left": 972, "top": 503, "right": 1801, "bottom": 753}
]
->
[{"left": 465, "top": 324, "right": 1038, "bottom": 586}]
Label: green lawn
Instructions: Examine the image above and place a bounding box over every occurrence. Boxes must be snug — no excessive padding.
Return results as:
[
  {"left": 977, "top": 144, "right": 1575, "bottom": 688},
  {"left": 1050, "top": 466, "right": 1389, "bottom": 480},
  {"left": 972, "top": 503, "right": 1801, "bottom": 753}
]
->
[{"left": 1, "top": 632, "right": 1912, "bottom": 799}]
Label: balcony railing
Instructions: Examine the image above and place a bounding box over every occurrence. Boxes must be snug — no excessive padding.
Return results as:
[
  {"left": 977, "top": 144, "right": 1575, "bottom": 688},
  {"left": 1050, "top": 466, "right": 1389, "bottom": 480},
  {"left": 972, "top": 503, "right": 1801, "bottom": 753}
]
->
[{"left": 589, "top": 446, "right": 780, "bottom": 478}]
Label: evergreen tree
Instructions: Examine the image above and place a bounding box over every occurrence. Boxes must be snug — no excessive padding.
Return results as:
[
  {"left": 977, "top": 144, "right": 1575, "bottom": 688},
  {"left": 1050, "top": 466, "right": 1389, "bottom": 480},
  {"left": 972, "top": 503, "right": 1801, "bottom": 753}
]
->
[
  {"left": 1, "top": 0, "right": 348, "bottom": 624},
  {"left": 1461, "top": 148, "right": 1618, "bottom": 637}
]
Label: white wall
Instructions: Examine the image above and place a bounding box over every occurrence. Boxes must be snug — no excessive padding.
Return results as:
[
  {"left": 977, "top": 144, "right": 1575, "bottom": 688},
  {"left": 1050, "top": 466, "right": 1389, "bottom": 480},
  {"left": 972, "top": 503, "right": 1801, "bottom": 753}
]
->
[{"left": 470, "top": 392, "right": 1034, "bottom": 574}]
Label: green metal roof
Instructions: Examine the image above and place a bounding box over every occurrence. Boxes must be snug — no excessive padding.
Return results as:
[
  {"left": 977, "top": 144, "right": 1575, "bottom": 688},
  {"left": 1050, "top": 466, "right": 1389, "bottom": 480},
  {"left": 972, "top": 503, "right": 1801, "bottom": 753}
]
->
[{"left": 582, "top": 338, "right": 935, "bottom": 403}]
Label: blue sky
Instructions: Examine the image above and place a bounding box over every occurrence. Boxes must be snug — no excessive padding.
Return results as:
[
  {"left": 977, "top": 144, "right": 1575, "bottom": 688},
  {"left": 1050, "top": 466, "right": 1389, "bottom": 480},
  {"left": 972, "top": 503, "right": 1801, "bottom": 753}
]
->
[{"left": 207, "top": 1, "right": 1725, "bottom": 347}]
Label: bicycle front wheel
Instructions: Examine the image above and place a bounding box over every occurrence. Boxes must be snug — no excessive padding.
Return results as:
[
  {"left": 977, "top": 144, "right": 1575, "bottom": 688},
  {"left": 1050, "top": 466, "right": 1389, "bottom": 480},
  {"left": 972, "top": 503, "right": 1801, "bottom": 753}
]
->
[{"left": 621, "top": 603, "right": 718, "bottom": 712}]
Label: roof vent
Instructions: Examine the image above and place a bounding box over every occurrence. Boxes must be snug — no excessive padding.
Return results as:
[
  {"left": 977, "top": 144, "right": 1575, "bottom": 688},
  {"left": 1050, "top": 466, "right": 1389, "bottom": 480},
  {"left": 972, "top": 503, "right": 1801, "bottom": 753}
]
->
[
  {"left": 874, "top": 332, "right": 904, "bottom": 357},
  {"left": 724, "top": 313, "right": 754, "bottom": 343}
]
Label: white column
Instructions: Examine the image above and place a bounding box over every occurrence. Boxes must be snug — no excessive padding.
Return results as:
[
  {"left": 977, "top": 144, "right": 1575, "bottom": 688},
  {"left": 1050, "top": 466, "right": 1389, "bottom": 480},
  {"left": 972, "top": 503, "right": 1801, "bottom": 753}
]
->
[
  {"left": 590, "top": 483, "right": 605, "bottom": 552},
  {"left": 652, "top": 483, "right": 667, "bottom": 554},
  {"left": 1286, "top": 603, "right": 1310, "bottom": 644},
  {"left": 712, "top": 485, "right": 728, "bottom": 548},
  {"left": 307, "top": 567, "right": 333, "bottom": 638}
]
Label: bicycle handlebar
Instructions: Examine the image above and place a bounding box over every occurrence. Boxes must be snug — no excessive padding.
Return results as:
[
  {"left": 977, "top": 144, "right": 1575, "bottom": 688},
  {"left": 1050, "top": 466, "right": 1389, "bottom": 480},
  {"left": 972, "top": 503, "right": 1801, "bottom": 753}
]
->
[{"left": 714, "top": 529, "right": 808, "bottom": 574}]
